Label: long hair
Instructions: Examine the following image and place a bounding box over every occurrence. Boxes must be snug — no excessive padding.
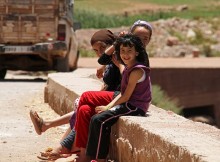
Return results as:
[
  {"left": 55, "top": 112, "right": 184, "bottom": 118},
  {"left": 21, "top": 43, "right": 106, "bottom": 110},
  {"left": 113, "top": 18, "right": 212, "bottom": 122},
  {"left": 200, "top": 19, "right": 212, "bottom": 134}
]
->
[{"left": 114, "top": 34, "right": 150, "bottom": 67}]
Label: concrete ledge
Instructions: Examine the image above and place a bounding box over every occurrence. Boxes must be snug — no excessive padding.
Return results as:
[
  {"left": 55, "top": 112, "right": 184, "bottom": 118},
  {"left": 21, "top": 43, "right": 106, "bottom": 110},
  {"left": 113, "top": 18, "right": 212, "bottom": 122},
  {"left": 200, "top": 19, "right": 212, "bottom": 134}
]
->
[
  {"left": 44, "top": 68, "right": 220, "bottom": 162},
  {"left": 110, "top": 107, "right": 220, "bottom": 162},
  {"left": 44, "top": 68, "right": 102, "bottom": 115}
]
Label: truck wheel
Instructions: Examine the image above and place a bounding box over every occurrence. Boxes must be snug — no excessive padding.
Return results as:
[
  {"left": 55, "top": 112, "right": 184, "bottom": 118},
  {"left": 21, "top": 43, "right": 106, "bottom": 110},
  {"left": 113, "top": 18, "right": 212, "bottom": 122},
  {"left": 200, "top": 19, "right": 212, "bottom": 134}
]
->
[
  {"left": 56, "top": 54, "right": 70, "bottom": 72},
  {"left": 70, "top": 50, "right": 80, "bottom": 71},
  {"left": 0, "top": 69, "right": 7, "bottom": 79}
]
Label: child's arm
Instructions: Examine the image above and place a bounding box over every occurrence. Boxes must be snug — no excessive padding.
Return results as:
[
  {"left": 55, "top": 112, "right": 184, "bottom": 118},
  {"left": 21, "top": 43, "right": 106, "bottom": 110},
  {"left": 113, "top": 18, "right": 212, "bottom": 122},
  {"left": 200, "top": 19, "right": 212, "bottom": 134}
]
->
[
  {"left": 96, "top": 65, "right": 105, "bottom": 79},
  {"left": 95, "top": 68, "right": 143, "bottom": 113},
  {"left": 98, "top": 45, "right": 115, "bottom": 65},
  {"left": 105, "top": 45, "right": 115, "bottom": 55}
]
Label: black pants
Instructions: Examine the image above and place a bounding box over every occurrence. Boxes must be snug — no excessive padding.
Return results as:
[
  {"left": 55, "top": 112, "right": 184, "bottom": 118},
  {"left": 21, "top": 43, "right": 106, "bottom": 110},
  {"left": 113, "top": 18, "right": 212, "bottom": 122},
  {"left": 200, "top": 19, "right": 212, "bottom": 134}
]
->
[{"left": 86, "top": 102, "right": 145, "bottom": 159}]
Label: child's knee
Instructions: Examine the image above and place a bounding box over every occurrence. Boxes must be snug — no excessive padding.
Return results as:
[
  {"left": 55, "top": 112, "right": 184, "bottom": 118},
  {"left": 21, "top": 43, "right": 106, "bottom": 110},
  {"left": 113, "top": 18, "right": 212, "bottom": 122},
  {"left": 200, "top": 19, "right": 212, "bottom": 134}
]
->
[
  {"left": 78, "top": 105, "right": 93, "bottom": 118},
  {"left": 90, "top": 115, "right": 102, "bottom": 125}
]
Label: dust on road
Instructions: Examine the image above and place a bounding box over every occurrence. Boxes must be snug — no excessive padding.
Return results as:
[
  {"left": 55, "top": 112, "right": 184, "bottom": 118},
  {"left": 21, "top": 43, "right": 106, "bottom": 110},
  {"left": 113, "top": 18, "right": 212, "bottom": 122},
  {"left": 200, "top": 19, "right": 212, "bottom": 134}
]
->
[{"left": 0, "top": 80, "right": 75, "bottom": 162}]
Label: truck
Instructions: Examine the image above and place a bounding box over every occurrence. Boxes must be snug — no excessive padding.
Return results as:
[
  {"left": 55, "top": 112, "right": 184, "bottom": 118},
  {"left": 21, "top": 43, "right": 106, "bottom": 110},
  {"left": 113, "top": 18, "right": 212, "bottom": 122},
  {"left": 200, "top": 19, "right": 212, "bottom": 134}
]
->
[{"left": 0, "top": 0, "right": 80, "bottom": 79}]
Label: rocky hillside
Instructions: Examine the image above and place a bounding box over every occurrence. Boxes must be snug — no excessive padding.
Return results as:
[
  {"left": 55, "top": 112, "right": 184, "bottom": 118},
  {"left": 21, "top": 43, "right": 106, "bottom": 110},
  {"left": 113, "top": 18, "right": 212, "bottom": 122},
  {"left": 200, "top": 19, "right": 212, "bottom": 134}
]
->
[{"left": 75, "top": 17, "right": 220, "bottom": 58}]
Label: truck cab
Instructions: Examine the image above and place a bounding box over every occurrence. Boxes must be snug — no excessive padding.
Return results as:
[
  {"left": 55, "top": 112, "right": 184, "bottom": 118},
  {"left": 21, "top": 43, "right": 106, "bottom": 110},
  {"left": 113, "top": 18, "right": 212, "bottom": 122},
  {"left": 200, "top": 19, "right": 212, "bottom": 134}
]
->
[{"left": 0, "top": 0, "right": 79, "bottom": 79}]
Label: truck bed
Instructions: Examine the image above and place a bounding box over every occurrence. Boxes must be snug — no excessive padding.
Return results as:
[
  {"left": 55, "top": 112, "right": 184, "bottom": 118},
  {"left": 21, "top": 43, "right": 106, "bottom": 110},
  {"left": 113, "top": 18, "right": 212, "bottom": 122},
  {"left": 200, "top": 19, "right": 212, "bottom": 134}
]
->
[{"left": 0, "top": 0, "right": 59, "bottom": 44}]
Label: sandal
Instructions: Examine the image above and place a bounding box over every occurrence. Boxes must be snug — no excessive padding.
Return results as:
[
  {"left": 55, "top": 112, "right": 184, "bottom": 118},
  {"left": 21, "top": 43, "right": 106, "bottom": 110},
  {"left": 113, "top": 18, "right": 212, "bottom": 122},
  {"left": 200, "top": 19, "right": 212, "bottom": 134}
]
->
[
  {"left": 29, "top": 110, "right": 44, "bottom": 135},
  {"left": 37, "top": 151, "right": 80, "bottom": 160},
  {"left": 37, "top": 147, "right": 81, "bottom": 161},
  {"left": 37, "top": 153, "right": 71, "bottom": 160}
]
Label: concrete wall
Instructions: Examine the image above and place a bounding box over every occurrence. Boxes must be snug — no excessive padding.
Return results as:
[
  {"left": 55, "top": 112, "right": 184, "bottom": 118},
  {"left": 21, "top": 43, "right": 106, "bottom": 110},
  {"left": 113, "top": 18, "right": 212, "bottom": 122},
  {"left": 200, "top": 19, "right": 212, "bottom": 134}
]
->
[
  {"left": 44, "top": 68, "right": 220, "bottom": 162},
  {"left": 44, "top": 69, "right": 102, "bottom": 114},
  {"left": 151, "top": 68, "right": 220, "bottom": 127}
]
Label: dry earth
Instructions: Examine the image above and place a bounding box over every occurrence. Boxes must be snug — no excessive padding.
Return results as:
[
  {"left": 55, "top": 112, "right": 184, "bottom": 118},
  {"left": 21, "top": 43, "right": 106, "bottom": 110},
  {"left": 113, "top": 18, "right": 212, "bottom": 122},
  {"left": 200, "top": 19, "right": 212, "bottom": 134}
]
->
[
  {"left": 108, "top": 2, "right": 172, "bottom": 15},
  {"left": 0, "top": 74, "right": 77, "bottom": 162},
  {"left": 26, "top": 91, "right": 78, "bottom": 162}
]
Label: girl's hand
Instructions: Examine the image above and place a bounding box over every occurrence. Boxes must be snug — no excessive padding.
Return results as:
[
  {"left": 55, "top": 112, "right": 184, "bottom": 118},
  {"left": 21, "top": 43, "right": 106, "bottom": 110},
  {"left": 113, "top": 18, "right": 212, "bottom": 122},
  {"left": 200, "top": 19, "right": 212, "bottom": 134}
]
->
[
  {"left": 96, "top": 66, "right": 104, "bottom": 79},
  {"left": 95, "top": 106, "right": 108, "bottom": 113},
  {"left": 118, "top": 31, "right": 128, "bottom": 37}
]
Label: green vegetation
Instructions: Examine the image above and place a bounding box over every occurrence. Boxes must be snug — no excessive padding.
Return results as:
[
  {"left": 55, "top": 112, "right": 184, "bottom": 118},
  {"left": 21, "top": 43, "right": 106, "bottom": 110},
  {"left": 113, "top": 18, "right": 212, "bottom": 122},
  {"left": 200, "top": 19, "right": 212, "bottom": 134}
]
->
[
  {"left": 138, "top": 0, "right": 213, "bottom": 6},
  {"left": 168, "top": 29, "right": 185, "bottom": 41},
  {"left": 152, "top": 85, "right": 182, "bottom": 114},
  {"left": 79, "top": 49, "right": 96, "bottom": 58},
  {"left": 202, "top": 44, "right": 220, "bottom": 57},
  {"left": 74, "top": 0, "right": 220, "bottom": 29},
  {"left": 74, "top": 9, "right": 175, "bottom": 28},
  {"left": 211, "top": 51, "right": 220, "bottom": 57},
  {"left": 189, "top": 28, "right": 217, "bottom": 45}
]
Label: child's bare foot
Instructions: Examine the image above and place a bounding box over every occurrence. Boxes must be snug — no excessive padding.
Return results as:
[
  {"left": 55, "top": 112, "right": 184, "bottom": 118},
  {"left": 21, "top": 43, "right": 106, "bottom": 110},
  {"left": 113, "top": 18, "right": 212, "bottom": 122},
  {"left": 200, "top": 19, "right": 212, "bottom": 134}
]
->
[
  {"left": 90, "top": 159, "right": 106, "bottom": 162},
  {"left": 77, "top": 148, "right": 91, "bottom": 162},
  {"left": 96, "top": 159, "right": 106, "bottom": 162}
]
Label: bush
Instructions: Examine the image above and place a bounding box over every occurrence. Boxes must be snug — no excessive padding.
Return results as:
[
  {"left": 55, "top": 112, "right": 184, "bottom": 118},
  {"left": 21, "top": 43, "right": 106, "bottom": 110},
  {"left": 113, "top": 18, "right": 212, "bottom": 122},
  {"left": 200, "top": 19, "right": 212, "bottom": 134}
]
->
[
  {"left": 79, "top": 49, "right": 96, "bottom": 57},
  {"left": 152, "top": 85, "right": 182, "bottom": 114}
]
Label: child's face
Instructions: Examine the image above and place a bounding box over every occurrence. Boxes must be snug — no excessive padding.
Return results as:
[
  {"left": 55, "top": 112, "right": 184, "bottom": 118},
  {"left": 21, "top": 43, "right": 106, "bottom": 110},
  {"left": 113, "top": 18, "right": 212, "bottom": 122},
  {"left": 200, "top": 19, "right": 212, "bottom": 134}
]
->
[
  {"left": 120, "top": 45, "right": 137, "bottom": 66},
  {"left": 92, "top": 41, "right": 106, "bottom": 57},
  {"left": 132, "top": 26, "right": 151, "bottom": 47}
]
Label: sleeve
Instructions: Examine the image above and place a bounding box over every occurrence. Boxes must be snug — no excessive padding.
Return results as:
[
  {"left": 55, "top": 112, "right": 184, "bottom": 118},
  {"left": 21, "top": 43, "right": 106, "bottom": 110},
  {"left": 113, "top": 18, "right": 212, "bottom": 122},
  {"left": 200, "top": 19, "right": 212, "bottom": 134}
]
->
[{"left": 98, "top": 53, "right": 112, "bottom": 65}]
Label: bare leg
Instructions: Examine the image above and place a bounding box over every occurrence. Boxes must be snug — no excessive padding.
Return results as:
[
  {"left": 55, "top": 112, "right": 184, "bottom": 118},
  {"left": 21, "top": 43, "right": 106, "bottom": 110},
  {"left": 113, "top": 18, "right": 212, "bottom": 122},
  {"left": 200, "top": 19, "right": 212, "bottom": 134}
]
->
[
  {"left": 51, "top": 143, "right": 71, "bottom": 154},
  {"left": 77, "top": 148, "right": 91, "bottom": 162},
  {"left": 60, "top": 126, "right": 71, "bottom": 141},
  {"left": 97, "top": 159, "right": 106, "bottom": 162},
  {"left": 71, "top": 135, "right": 80, "bottom": 153},
  {"left": 41, "top": 111, "right": 74, "bottom": 132},
  {"left": 40, "top": 127, "right": 79, "bottom": 157}
]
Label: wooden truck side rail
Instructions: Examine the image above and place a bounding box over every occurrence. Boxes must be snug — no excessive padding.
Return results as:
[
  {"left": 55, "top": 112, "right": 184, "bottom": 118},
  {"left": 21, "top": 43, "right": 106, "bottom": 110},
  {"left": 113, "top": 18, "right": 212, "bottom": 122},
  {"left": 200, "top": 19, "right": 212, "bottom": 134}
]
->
[{"left": 0, "top": 0, "right": 62, "bottom": 44}]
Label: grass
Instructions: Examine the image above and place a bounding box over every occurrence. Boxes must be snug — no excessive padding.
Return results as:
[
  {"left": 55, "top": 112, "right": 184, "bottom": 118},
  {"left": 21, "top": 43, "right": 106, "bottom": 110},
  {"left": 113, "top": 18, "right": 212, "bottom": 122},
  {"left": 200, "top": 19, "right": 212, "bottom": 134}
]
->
[
  {"left": 138, "top": 0, "right": 214, "bottom": 6},
  {"left": 79, "top": 49, "right": 96, "bottom": 57},
  {"left": 152, "top": 85, "right": 182, "bottom": 114},
  {"left": 74, "top": 0, "right": 220, "bottom": 29},
  {"left": 75, "top": 0, "right": 217, "bottom": 13}
]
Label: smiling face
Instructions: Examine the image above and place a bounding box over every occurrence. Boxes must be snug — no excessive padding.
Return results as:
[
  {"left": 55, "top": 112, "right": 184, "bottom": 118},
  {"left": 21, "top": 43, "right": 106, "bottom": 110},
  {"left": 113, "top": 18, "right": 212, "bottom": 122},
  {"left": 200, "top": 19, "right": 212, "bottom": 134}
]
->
[
  {"left": 119, "top": 44, "right": 137, "bottom": 67},
  {"left": 132, "top": 26, "right": 151, "bottom": 47}
]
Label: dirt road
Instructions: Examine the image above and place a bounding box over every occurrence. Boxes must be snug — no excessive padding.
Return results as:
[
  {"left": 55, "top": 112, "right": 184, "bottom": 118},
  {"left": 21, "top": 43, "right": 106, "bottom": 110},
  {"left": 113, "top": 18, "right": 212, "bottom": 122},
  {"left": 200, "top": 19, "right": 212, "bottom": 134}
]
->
[{"left": 0, "top": 79, "right": 75, "bottom": 162}]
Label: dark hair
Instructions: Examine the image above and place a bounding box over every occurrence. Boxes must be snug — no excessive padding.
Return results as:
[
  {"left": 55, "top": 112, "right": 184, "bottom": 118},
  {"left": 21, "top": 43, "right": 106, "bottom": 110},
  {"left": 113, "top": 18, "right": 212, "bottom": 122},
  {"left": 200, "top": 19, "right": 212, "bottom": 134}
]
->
[{"left": 114, "top": 34, "right": 150, "bottom": 67}]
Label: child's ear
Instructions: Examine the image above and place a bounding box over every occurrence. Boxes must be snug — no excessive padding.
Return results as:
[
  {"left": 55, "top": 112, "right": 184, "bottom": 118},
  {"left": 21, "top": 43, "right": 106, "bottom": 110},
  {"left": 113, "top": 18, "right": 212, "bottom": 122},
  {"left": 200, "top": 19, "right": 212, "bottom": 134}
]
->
[{"left": 136, "top": 52, "right": 139, "bottom": 56}]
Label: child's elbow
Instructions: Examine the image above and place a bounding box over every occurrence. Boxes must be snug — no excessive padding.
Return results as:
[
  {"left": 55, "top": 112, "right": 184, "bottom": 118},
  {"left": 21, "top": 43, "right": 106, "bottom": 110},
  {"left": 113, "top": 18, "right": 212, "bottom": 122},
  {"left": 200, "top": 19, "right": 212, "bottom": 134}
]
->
[{"left": 122, "top": 96, "right": 130, "bottom": 102}]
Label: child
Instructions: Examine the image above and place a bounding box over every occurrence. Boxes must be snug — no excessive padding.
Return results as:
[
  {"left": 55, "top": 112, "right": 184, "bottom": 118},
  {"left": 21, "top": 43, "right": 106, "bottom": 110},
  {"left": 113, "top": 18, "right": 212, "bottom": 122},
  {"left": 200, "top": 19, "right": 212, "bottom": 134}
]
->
[
  {"left": 30, "top": 29, "right": 121, "bottom": 160},
  {"left": 74, "top": 20, "right": 153, "bottom": 162},
  {"left": 90, "top": 29, "right": 121, "bottom": 91},
  {"left": 32, "top": 20, "right": 153, "bottom": 160},
  {"left": 130, "top": 19, "right": 152, "bottom": 47},
  {"left": 98, "top": 19, "right": 152, "bottom": 73},
  {"left": 86, "top": 34, "right": 152, "bottom": 162}
]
